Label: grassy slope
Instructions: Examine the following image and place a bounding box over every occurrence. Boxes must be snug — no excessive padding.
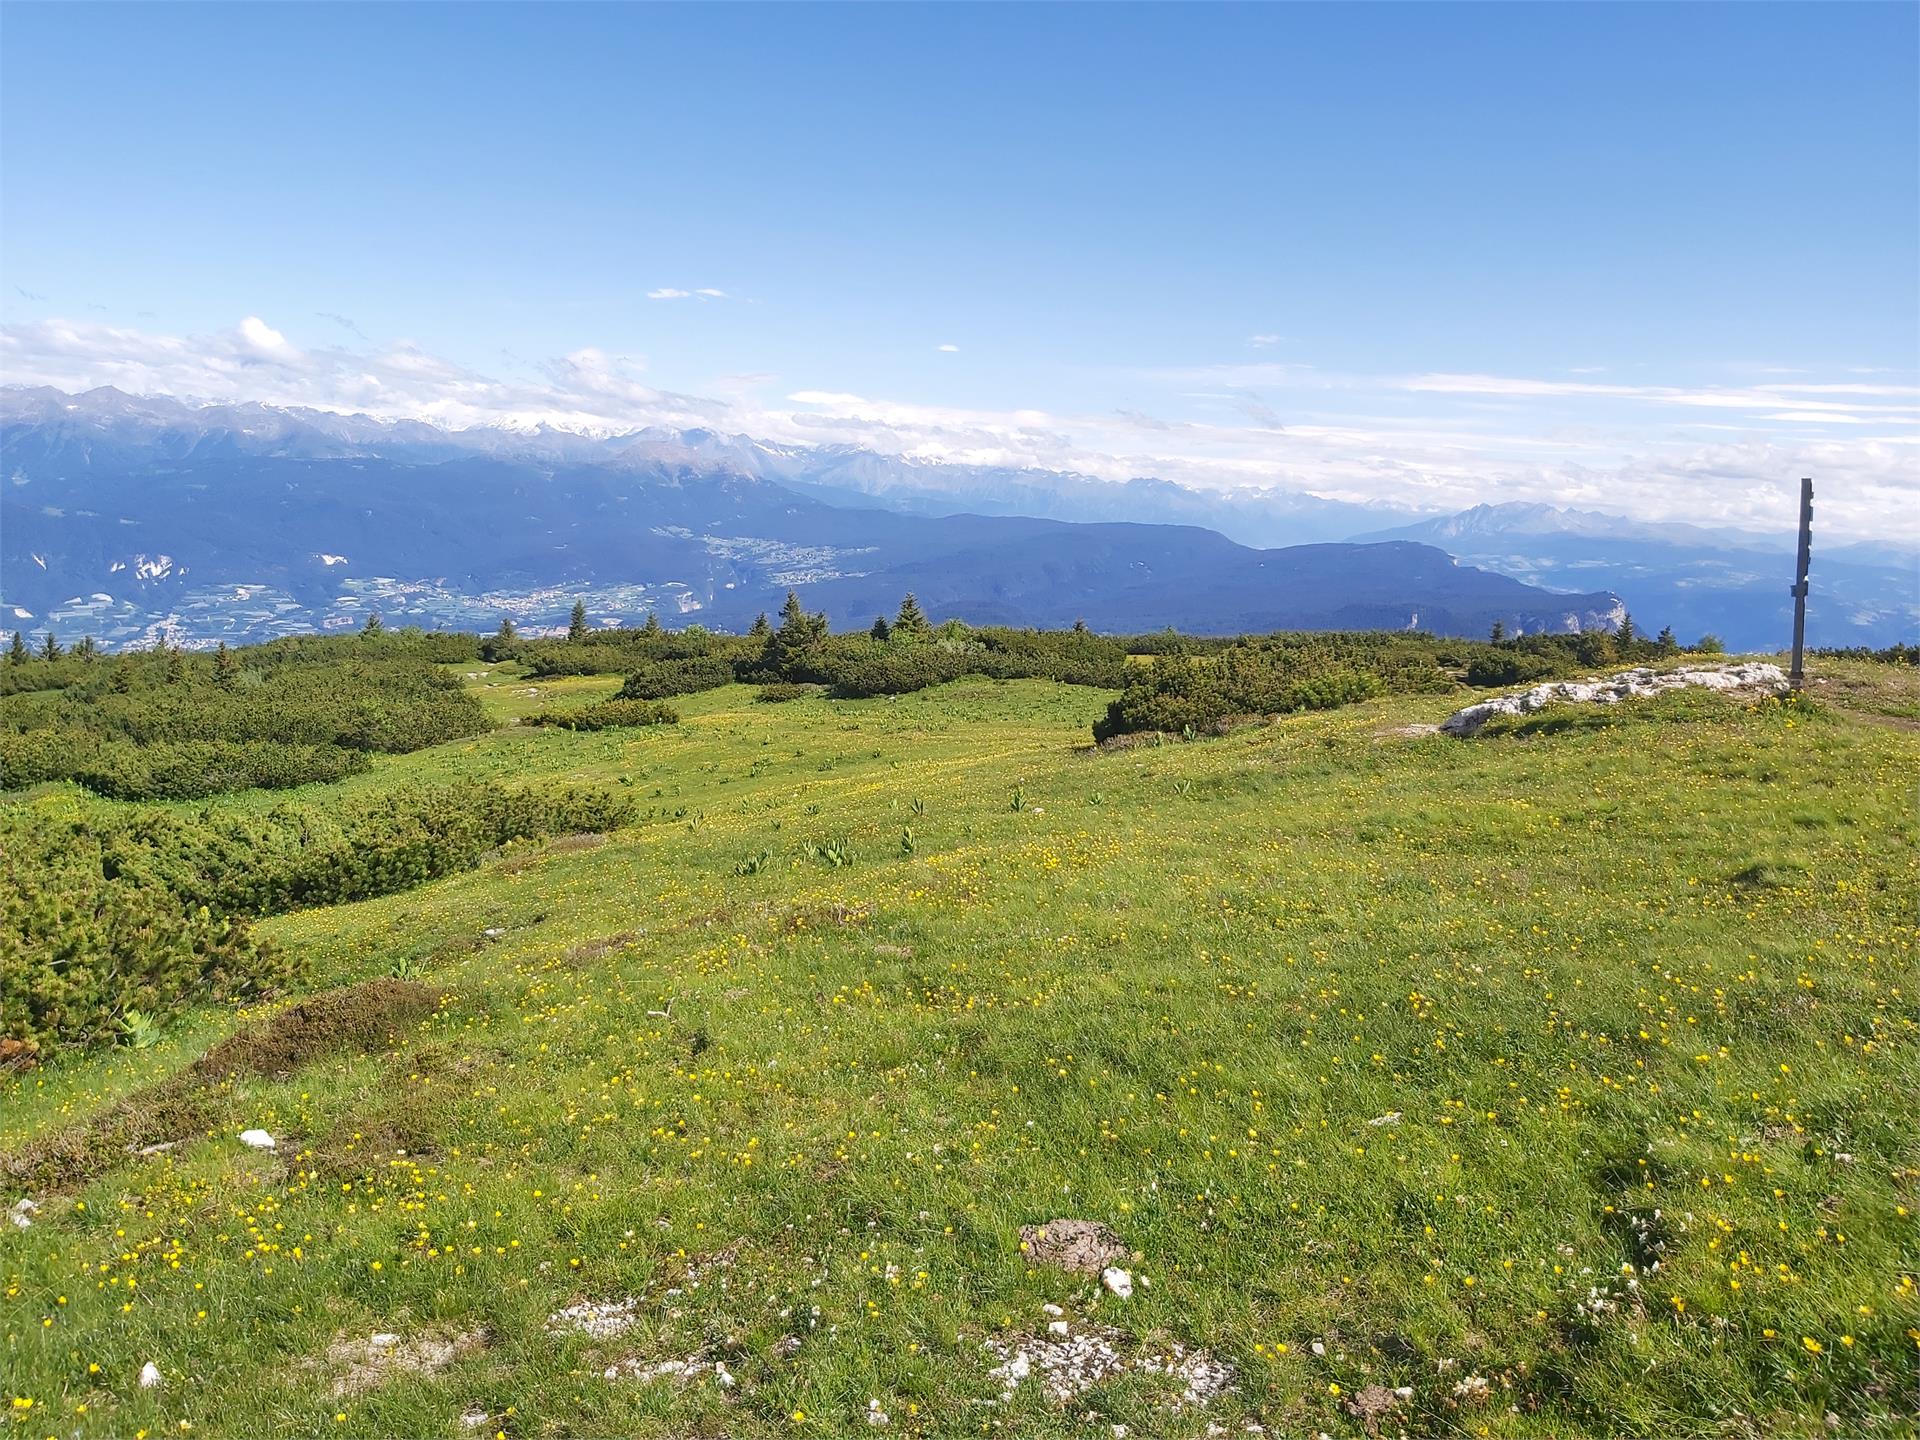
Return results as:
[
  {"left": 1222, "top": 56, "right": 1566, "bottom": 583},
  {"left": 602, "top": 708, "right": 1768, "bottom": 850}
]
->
[{"left": 3, "top": 665, "right": 1916, "bottom": 1438}]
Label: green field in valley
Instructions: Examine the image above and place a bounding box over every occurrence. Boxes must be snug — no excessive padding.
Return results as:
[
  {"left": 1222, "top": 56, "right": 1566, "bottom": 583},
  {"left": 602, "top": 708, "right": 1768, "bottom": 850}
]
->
[{"left": 4, "top": 659, "right": 1917, "bottom": 1438}]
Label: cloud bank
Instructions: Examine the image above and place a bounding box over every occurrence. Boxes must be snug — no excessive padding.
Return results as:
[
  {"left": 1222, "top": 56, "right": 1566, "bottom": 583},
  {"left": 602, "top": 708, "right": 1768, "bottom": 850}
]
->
[{"left": 2, "top": 314, "right": 1913, "bottom": 542}]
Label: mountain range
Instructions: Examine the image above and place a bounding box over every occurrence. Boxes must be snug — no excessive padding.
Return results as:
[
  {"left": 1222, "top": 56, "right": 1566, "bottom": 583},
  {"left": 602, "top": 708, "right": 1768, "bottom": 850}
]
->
[{"left": 3, "top": 385, "right": 1909, "bottom": 651}]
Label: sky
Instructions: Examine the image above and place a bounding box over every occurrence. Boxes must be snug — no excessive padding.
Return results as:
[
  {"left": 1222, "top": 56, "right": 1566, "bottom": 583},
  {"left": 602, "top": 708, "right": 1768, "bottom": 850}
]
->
[{"left": 2, "top": 2, "right": 1916, "bottom": 539}]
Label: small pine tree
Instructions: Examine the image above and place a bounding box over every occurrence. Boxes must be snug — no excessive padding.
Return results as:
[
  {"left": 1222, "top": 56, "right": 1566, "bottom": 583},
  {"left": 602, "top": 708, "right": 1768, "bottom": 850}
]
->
[
  {"left": 642, "top": 611, "right": 663, "bottom": 638},
  {"left": 110, "top": 662, "right": 133, "bottom": 693},
  {"left": 568, "top": 599, "right": 589, "bottom": 643},
  {"left": 1072, "top": 618, "right": 1089, "bottom": 635},
  {"left": 1656, "top": 625, "right": 1678, "bottom": 653},
  {"left": 1616, "top": 612, "right": 1636, "bottom": 649},
  {"left": 748, "top": 612, "right": 771, "bottom": 640},
  {"left": 164, "top": 646, "right": 186, "bottom": 685},
  {"left": 39, "top": 632, "right": 61, "bottom": 662},
  {"left": 213, "top": 641, "right": 239, "bottom": 690},
  {"left": 74, "top": 635, "right": 98, "bottom": 660},
  {"left": 498, "top": 616, "right": 517, "bottom": 642},
  {"left": 894, "top": 592, "right": 931, "bottom": 637},
  {"left": 6, "top": 632, "right": 25, "bottom": 665},
  {"left": 870, "top": 615, "right": 892, "bottom": 641},
  {"left": 361, "top": 610, "right": 385, "bottom": 638},
  {"left": 1489, "top": 619, "right": 1506, "bottom": 644}
]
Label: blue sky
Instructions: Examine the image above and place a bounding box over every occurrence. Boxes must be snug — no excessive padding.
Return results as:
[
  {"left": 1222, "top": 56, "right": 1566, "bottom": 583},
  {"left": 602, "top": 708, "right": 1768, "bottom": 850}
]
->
[{"left": 3, "top": 2, "right": 1915, "bottom": 536}]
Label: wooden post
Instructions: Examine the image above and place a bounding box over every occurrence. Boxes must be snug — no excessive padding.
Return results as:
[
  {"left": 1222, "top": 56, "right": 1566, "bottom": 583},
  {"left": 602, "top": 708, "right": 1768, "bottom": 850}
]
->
[{"left": 1788, "top": 477, "right": 1812, "bottom": 689}]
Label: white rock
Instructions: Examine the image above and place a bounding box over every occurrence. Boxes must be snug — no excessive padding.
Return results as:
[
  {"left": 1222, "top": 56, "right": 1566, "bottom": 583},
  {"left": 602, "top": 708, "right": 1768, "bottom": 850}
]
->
[
  {"left": 239, "top": 1129, "right": 276, "bottom": 1151},
  {"left": 1367, "top": 1111, "right": 1402, "bottom": 1127},
  {"left": 1049, "top": 1320, "right": 1070, "bottom": 1335},
  {"left": 1100, "top": 1266, "right": 1133, "bottom": 1298},
  {"left": 1042, "top": 1302, "right": 1065, "bottom": 1317},
  {"left": 139, "top": 1361, "right": 163, "bottom": 1389},
  {"left": 8, "top": 1197, "right": 38, "bottom": 1229},
  {"left": 1439, "top": 663, "right": 1787, "bottom": 737}
]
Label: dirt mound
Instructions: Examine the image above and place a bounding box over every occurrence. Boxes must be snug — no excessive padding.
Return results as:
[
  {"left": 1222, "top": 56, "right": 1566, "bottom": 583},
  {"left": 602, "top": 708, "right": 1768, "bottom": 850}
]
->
[
  {"left": 1019, "top": 1218, "right": 1130, "bottom": 1274},
  {"left": 2, "top": 979, "right": 445, "bottom": 1195},
  {"left": 192, "top": 979, "right": 439, "bottom": 1080}
]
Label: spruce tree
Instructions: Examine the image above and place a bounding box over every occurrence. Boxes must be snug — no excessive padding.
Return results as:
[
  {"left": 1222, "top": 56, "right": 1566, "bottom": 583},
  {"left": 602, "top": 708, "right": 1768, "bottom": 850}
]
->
[
  {"left": 642, "top": 611, "right": 663, "bottom": 638},
  {"left": 6, "top": 632, "right": 25, "bottom": 665},
  {"left": 1489, "top": 619, "right": 1505, "bottom": 644},
  {"left": 498, "top": 616, "right": 516, "bottom": 642},
  {"left": 74, "top": 636, "right": 98, "bottom": 660},
  {"left": 109, "top": 662, "right": 132, "bottom": 694},
  {"left": 870, "top": 615, "right": 891, "bottom": 641},
  {"left": 894, "top": 592, "right": 930, "bottom": 637},
  {"left": 568, "top": 599, "right": 589, "bottom": 643},
  {"left": 361, "top": 610, "right": 385, "bottom": 638},
  {"left": 1617, "top": 612, "right": 1636, "bottom": 649},
  {"left": 1656, "top": 625, "right": 1678, "bottom": 653},
  {"left": 164, "top": 646, "right": 186, "bottom": 685},
  {"left": 213, "top": 641, "right": 239, "bottom": 690},
  {"left": 39, "top": 632, "right": 61, "bottom": 662},
  {"left": 748, "top": 612, "right": 771, "bottom": 640}
]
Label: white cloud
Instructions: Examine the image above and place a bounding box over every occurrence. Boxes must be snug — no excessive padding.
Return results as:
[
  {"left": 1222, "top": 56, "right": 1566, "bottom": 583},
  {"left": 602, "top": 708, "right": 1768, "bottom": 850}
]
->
[
  {"left": 238, "top": 315, "right": 290, "bottom": 353},
  {"left": 937, "top": 343, "right": 959, "bottom": 353},
  {"left": 1246, "top": 334, "right": 1282, "bottom": 349},
  {"left": 694, "top": 288, "right": 730, "bottom": 299},
  {"left": 2, "top": 314, "right": 1912, "bottom": 543},
  {"left": 646, "top": 288, "right": 691, "bottom": 300}
]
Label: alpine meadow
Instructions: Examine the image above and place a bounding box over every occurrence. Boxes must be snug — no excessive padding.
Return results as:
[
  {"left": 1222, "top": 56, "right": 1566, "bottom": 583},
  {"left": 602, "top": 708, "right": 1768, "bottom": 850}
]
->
[
  {"left": 1, "top": 617, "right": 1915, "bottom": 1437},
  {"left": 2, "top": 3, "right": 1917, "bottom": 1437}
]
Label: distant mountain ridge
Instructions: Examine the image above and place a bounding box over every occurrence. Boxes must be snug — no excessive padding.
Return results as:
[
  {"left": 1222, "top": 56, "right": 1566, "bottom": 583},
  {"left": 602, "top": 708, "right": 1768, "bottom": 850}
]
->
[
  {"left": 1357, "top": 501, "right": 1917, "bottom": 651},
  {"left": 1, "top": 385, "right": 1624, "bottom": 648}
]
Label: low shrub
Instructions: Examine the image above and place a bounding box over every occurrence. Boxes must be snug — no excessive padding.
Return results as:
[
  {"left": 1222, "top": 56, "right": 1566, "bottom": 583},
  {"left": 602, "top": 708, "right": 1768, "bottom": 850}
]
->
[
  {"left": 0, "top": 819, "right": 295, "bottom": 1058},
  {"left": 523, "top": 698, "right": 679, "bottom": 730},
  {"left": 618, "top": 655, "right": 737, "bottom": 700}
]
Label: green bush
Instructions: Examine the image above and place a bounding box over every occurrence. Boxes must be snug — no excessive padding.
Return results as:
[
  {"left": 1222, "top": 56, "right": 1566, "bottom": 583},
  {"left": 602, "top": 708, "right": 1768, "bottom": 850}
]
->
[
  {"left": 1, "top": 634, "right": 489, "bottom": 800},
  {"left": 523, "top": 698, "right": 679, "bottom": 730},
  {"left": 0, "top": 818, "right": 296, "bottom": 1058},
  {"left": 618, "top": 655, "right": 737, "bottom": 700}
]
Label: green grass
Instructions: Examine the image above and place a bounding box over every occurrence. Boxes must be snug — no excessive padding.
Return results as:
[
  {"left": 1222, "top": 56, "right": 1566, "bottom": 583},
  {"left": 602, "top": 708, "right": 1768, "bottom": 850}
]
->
[{"left": 4, "top": 669, "right": 1916, "bottom": 1438}]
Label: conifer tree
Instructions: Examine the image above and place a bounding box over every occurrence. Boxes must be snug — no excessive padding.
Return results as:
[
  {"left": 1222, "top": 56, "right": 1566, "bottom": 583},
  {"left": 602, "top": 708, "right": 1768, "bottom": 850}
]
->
[
  {"left": 164, "top": 645, "right": 186, "bottom": 685},
  {"left": 1656, "top": 624, "right": 1678, "bottom": 653},
  {"left": 74, "top": 635, "right": 98, "bottom": 660},
  {"left": 568, "top": 599, "right": 589, "bottom": 643},
  {"left": 1617, "top": 612, "right": 1636, "bottom": 649},
  {"left": 6, "top": 632, "right": 25, "bottom": 665},
  {"left": 110, "top": 662, "right": 132, "bottom": 693},
  {"left": 1489, "top": 619, "right": 1505, "bottom": 644},
  {"left": 213, "top": 641, "right": 239, "bottom": 690},
  {"left": 362, "top": 610, "right": 385, "bottom": 638},
  {"left": 642, "top": 611, "right": 663, "bottom": 638},
  {"left": 894, "top": 592, "right": 930, "bottom": 637},
  {"left": 870, "top": 615, "right": 891, "bottom": 641},
  {"left": 748, "top": 612, "right": 771, "bottom": 639},
  {"left": 39, "top": 632, "right": 61, "bottom": 662}
]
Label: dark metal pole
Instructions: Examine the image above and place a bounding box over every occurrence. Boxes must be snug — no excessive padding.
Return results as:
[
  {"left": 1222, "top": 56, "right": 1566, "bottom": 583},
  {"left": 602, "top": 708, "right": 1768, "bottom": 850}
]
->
[{"left": 1788, "top": 477, "right": 1812, "bottom": 688}]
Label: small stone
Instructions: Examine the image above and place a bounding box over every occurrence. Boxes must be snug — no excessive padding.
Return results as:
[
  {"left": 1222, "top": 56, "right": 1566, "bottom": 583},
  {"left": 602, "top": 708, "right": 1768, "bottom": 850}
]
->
[
  {"left": 239, "top": 1129, "right": 276, "bottom": 1150},
  {"left": 139, "top": 1362, "right": 163, "bottom": 1389},
  {"left": 1049, "top": 1320, "right": 1070, "bottom": 1335},
  {"left": 1367, "top": 1112, "right": 1402, "bottom": 1127},
  {"left": 1042, "top": 1303, "right": 1065, "bottom": 1317},
  {"left": 1100, "top": 1266, "right": 1133, "bottom": 1299}
]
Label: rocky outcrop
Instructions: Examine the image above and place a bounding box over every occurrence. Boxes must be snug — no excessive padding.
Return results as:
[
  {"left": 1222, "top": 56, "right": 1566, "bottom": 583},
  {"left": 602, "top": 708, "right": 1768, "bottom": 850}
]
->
[{"left": 1439, "top": 663, "right": 1788, "bottom": 737}]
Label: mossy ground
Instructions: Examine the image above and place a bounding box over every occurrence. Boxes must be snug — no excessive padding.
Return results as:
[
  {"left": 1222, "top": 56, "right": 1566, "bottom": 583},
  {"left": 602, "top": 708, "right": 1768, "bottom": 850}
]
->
[{"left": 3, "top": 661, "right": 1915, "bottom": 1438}]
